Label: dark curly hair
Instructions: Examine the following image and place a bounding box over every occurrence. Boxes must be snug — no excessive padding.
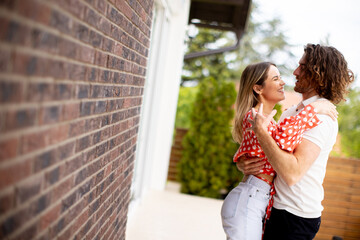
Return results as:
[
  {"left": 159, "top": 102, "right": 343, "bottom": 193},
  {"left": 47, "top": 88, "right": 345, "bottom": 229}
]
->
[{"left": 303, "top": 43, "right": 354, "bottom": 104}]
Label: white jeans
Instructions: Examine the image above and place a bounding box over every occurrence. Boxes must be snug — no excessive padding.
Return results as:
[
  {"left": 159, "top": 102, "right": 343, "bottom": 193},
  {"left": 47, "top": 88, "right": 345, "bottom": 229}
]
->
[{"left": 221, "top": 175, "right": 271, "bottom": 240}]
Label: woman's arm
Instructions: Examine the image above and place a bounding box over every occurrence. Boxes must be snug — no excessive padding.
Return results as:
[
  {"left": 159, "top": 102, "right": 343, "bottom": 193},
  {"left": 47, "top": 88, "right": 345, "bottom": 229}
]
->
[{"left": 310, "top": 100, "right": 338, "bottom": 120}]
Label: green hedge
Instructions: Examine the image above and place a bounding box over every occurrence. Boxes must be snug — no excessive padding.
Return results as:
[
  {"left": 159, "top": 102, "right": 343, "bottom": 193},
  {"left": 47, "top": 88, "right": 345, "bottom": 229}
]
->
[{"left": 177, "top": 77, "right": 242, "bottom": 199}]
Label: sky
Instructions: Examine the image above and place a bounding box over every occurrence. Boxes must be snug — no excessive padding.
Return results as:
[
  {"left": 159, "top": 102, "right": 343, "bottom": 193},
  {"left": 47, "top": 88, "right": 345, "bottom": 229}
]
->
[{"left": 255, "top": 0, "right": 360, "bottom": 88}]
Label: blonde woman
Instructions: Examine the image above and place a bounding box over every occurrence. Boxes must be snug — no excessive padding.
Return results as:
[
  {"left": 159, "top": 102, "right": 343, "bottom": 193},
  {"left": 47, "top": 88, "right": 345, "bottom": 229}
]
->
[{"left": 221, "top": 62, "right": 337, "bottom": 240}]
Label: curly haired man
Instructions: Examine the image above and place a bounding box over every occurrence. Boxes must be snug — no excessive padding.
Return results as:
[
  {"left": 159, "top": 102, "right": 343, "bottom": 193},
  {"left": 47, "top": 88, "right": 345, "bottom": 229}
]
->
[{"left": 237, "top": 43, "right": 354, "bottom": 240}]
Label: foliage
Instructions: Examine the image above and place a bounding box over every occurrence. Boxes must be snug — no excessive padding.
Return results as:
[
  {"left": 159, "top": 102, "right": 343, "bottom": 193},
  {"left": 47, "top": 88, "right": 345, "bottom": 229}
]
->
[
  {"left": 337, "top": 88, "right": 360, "bottom": 158},
  {"left": 177, "top": 77, "right": 242, "bottom": 199},
  {"left": 182, "top": 28, "right": 238, "bottom": 85},
  {"left": 273, "top": 103, "right": 282, "bottom": 122},
  {"left": 174, "top": 86, "right": 199, "bottom": 128},
  {"left": 234, "top": 6, "right": 295, "bottom": 77}
]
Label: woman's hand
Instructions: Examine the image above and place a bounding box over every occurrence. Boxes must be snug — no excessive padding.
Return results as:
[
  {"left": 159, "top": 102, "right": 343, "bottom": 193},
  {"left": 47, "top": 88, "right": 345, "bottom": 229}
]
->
[
  {"left": 247, "top": 103, "right": 277, "bottom": 135},
  {"left": 310, "top": 100, "right": 338, "bottom": 121}
]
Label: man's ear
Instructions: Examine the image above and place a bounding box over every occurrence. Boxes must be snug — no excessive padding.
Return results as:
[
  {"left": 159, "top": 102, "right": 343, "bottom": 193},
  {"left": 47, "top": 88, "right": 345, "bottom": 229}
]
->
[{"left": 253, "top": 85, "right": 262, "bottom": 95}]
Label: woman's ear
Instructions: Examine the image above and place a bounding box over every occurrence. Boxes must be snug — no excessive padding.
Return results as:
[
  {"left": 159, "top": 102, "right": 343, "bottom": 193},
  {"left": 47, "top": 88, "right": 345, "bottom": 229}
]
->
[{"left": 253, "top": 85, "right": 262, "bottom": 95}]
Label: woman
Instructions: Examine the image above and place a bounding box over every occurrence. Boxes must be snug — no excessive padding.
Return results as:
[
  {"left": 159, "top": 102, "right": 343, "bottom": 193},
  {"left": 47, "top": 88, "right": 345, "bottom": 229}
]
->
[{"left": 221, "top": 62, "right": 336, "bottom": 240}]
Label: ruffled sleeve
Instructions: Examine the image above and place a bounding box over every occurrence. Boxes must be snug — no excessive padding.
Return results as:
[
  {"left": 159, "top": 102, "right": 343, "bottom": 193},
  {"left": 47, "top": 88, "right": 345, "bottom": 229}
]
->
[{"left": 271, "top": 104, "right": 321, "bottom": 152}]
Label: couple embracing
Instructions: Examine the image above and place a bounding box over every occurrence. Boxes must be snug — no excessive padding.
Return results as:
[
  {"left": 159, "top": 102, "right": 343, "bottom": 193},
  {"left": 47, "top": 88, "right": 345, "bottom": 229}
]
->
[{"left": 221, "top": 44, "right": 354, "bottom": 240}]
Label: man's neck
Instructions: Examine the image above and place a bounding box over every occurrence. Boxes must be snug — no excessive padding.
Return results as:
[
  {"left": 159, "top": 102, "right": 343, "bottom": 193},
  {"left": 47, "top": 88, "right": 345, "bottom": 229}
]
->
[{"left": 301, "top": 90, "right": 317, "bottom": 101}]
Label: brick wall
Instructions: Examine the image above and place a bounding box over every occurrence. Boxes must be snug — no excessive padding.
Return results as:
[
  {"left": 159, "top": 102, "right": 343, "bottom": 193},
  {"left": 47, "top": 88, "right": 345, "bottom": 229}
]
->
[{"left": 0, "top": 0, "right": 154, "bottom": 239}]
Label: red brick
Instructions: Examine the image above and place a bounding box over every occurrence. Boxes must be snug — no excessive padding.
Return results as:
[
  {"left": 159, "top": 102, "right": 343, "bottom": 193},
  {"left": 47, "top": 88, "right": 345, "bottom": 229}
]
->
[
  {"left": 64, "top": 0, "right": 86, "bottom": 20},
  {"left": 62, "top": 102, "right": 80, "bottom": 121},
  {"left": 5, "top": 108, "right": 37, "bottom": 133},
  {"left": 4, "top": 20, "right": 32, "bottom": 46},
  {"left": 0, "top": 159, "right": 32, "bottom": 190},
  {"left": 40, "top": 203, "right": 61, "bottom": 231},
  {"left": 15, "top": 174, "right": 42, "bottom": 204},
  {"left": 39, "top": 105, "right": 61, "bottom": 125},
  {"left": 77, "top": 45, "right": 95, "bottom": 64},
  {"left": 0, "top": 138, "right": 18, "bottom": 162},
  {"left": 31, "top": 29, "right": 59, "bottom": 54},
  {"left": 113, "top": 42, "right": 123, "bottom": 56},
  {"left": 98, "top": 17, "right": 111, "bottom": 36},
  {"left": 94, "top": 51, "right": 108, "bottom": 67},
  {"left": 0, "top": 48, "right": 11, "bottom": 73},
  {"left": 48, "top": 124, "right": 69, "bottom": 145},
  {"left": 0, "top": 189, "right": 15, "bottom": 215},
  {"left": 69, "top": 120, "right": 86, "bottom": 137},
  {"left": 51, "top": 176, "right": 73, "bottom": 203},
  {"left": 20, "top": 129, "right": 48, "bottom": 154},
  {"left": 96, "top": 0, "right": 107, "bottom": 14},
  {"left": 15, "top": 0, "right": 51, "bottom": 25},
  {"left": 26, "top": 82, "right": 54, "bottom": 102},
  {"left": 58, "top": 38, "right": 77, "bottom": 59},
  {"left": 12, "top": 52, "right": 32, "bottom": 76},
  {"left": 49, "top": 10, "right": 72, "bottom": 34},
  {"left": 72, "top": 209, "right": 89, "bottom": 234},
  {"left": 66, "top": 63, "right": 86, "bottom": 81},
  {"left": 115, "top": 0, "right": 132, "bottom": 20},
  {"left": 46, "top": 59, "right": 66, "bottom": 80},
  {"left": 86, "top": 67, "right": 98, "bottom": 82},
  {"left": 54, "top": 83, "right": 73, "bottom": 100},
  {"left": 44, "top": 166, "right": 61, "bottom": 187}
]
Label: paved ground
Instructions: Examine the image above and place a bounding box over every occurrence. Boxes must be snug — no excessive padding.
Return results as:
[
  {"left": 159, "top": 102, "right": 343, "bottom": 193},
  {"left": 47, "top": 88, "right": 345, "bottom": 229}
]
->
[{"left": 126, "top": 182, "right": 226, "bottom": 240}]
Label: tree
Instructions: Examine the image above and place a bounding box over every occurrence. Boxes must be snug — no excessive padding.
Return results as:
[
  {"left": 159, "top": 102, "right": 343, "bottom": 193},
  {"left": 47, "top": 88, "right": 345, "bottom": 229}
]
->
[
  {"left": 177, "top": 77, "right": 242, "bottom": 198},
  {"left": 337, "top": 88, "right": 360, "bottom": 158},
  {"left": 182, "top": 28, "right": 237, "bottom": 86}
]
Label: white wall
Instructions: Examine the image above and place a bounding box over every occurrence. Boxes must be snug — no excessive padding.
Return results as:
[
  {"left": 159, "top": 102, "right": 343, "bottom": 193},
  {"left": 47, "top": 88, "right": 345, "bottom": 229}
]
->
[{"left": 129, "top": 0, "right": 190, "bottom": 212}]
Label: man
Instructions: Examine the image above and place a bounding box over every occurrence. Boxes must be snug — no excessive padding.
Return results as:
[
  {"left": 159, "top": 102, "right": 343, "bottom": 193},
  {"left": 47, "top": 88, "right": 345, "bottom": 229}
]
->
[{"left": 237, "top": 44, "right": 354, "bottom": 240}]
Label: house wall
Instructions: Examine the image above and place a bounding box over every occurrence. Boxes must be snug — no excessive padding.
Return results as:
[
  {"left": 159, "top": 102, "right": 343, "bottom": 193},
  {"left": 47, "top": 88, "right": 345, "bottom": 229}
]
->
[{"left": 0, "top": 0, "right": 154, "bottom": 239}]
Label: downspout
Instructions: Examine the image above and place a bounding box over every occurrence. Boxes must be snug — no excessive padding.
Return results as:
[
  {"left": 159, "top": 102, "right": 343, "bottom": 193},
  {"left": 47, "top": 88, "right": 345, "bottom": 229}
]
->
[{"left": 183, "top": 35, "right": 241, "bottom": 60}]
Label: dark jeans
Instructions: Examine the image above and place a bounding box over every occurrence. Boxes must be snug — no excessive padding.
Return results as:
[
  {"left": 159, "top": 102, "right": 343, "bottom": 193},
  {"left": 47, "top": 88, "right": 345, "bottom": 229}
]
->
[{"left": 263, "top": 208, "right": 321, "bottom": 240}]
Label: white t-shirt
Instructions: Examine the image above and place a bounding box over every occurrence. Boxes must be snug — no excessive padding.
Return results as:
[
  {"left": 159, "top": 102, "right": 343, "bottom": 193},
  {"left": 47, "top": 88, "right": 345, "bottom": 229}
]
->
[{"left": 273, "top": 95, "right": 338, "bottom": 218}]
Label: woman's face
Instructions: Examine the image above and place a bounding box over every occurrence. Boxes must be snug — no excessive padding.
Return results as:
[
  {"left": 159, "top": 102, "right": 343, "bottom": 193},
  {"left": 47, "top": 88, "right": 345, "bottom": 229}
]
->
[{"left": 257, "top": 65, "right": 285, "bottom": 104}]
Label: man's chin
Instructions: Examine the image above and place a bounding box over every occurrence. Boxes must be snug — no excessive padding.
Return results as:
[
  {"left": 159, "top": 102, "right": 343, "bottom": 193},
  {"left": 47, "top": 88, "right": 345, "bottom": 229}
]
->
[{"left": 294, "top": 85, "right": 302, "bottom": 93}]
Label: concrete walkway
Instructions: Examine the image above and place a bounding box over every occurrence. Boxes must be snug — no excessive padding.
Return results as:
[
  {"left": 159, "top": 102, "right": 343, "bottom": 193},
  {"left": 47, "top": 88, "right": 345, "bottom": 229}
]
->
[{"left": 126, "top": 182, "right": 226, "bottom": 240}]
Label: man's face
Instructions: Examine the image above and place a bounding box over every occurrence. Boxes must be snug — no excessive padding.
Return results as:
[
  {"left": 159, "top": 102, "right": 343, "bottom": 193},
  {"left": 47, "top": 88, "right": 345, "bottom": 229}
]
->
[{"left": 293, "top": 54, "right": 313, "bottom": 94}]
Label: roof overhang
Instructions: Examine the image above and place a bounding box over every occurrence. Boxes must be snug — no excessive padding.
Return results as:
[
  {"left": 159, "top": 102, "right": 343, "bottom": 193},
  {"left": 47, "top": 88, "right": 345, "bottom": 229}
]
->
[{"left": 185, "top": 0, "right": 252, "bottom": 59}]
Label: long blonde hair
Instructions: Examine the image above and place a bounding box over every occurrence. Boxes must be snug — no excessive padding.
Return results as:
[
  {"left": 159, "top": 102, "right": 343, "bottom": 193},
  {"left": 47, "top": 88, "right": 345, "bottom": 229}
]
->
[{"left": 232, "top": 62, "right": 276, "bottom": 144}]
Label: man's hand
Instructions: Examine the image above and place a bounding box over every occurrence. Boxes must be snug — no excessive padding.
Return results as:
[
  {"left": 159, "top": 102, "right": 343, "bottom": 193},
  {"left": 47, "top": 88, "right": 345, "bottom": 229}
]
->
[{"left": 236, "top": 155, "right": 266, "bottom": 175}]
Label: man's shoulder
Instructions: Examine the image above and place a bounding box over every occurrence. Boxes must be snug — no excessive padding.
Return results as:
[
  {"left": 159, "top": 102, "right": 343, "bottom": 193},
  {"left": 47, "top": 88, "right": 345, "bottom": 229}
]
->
[
  {"left": 280, "top": 105, "right": 297, "bottom": 121},
  {"left": 303, "top": 114, "right": 338, "bottom": 148},
  {"left": 317, "top": 114, "right": 338, "bottom": 127}
]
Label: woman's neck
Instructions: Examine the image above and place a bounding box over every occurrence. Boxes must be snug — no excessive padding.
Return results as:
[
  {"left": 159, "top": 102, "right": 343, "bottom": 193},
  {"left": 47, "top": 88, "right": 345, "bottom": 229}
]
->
[{"left": 255, "top": 102, "right": 276, "bottom": 116}]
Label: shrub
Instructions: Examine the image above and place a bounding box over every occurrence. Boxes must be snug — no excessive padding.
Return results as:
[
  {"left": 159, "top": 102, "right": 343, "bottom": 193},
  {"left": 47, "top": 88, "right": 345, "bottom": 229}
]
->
[
  {"left": 175, "top": 86, "right": 199, "bottom": 128},
  {"left": 177, "top": 77, "right": 242, "bottom": 199}
]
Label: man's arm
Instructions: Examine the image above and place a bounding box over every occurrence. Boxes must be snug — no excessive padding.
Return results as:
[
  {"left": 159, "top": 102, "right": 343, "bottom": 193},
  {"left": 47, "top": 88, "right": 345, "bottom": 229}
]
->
[
  {"left": 236, "top": 156, "right": 266, "bottom": 175},
  {"left": 253, "top": 124, "right": 320, "bottom": 186},
  {"left": 249, "top": 105, "right": 321, "bottom": 186}
]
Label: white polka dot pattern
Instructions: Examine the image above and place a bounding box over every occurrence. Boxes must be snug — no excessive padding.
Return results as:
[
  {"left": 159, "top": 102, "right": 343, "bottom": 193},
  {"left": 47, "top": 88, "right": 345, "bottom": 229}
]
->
[{"left": 233, "top": 104, "right": 322, "bottom": 177}]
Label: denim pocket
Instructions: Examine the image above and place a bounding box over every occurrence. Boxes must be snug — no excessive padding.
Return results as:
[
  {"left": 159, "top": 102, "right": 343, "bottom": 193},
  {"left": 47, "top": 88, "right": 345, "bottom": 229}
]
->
[{"left": 221, "top": 187, "right": 243, "bottom": 219}]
